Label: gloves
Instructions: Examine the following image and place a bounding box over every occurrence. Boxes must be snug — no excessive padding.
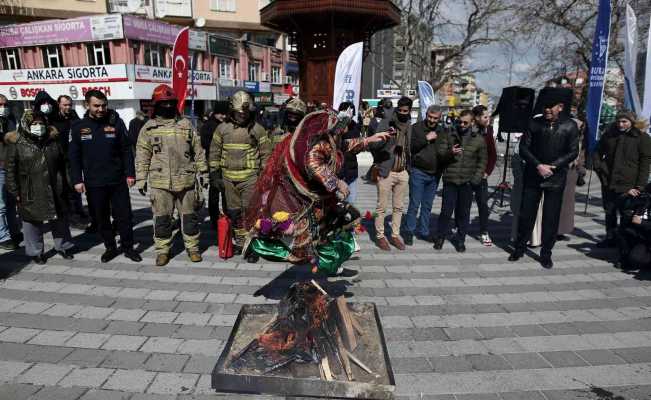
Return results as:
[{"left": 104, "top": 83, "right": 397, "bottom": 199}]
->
[
  {"left": 199, "top": 174, "right": 209, "bottom": 189},
  {"left": 211, "top": 171, "right": 224, "bottom": 192},
  {"left": 138, "top": 182, "right": 147, "bottom": 196}
]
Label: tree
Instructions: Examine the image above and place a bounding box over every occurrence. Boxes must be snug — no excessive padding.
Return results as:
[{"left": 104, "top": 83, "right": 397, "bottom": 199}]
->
[{"left": 384, "top": 0, "right": 516, "bottom": 93}]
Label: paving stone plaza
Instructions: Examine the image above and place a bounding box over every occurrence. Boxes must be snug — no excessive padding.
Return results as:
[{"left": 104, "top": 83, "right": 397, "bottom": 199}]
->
[{"left": 1, "top": 156, "right": 651, "bottom": 400}]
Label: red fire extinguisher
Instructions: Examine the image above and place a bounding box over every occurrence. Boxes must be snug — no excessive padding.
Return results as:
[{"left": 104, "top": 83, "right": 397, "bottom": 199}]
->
[{"left": 218, "top": 214, "right": 233, "bottom": 259}]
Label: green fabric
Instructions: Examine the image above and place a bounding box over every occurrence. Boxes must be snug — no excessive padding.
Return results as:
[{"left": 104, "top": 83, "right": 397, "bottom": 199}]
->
[
  {"left": 250, "top": 238, "right": 290, "bottom": 261},
  {"left": 250, "top": 231, "right": 356, "bottom": 276},
  {"left": 315, "top": 231, "right": 355, "bottom": 275}
]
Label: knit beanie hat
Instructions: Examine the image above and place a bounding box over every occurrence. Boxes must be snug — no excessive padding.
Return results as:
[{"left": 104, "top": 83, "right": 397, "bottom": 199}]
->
[{"left": 616, "top": 110, "right": 636, "bottom": 123}]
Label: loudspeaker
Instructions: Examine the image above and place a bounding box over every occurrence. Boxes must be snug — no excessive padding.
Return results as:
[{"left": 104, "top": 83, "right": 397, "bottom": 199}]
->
[{"left": 493, "top": 86, "right": 536, "bottom": 133}]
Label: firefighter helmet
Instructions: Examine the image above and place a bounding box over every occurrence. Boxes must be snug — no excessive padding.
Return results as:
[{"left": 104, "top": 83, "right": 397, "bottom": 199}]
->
[
  {"left": 230, "top": 90, "right": 254, "bottom": 113},
  {"left": 152, "top": 84, "right": 177, "bottom": 103},
  {"left": 285, "top": 98, "right": 306, "bottom": 116}
]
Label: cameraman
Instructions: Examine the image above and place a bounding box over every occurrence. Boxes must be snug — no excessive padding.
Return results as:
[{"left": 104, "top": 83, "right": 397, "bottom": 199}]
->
[{"left": 616, "top": 182, "right": 651, "bottom": 271}]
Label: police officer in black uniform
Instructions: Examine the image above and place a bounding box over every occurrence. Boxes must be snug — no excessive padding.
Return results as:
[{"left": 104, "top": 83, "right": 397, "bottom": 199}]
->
[{"left": 69, "top": 90, "right": 142, "bottom": 263}]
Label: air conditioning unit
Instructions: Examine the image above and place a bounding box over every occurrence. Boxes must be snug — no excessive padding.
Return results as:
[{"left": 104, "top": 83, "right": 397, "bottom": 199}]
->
[
  {"left": 260, "top": 72, "right": 270, "bottom": 82},
  {"left": 283, "top": 76, "right": 293, "bottom": 84}
]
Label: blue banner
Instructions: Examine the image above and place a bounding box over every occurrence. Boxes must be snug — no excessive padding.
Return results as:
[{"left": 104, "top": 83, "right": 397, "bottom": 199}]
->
[
  {"left": 586, "top": 0, "right": 611, "bottom": 153},
  {"left": 418, "top": 80, "right": 435, "bottom": 120}
]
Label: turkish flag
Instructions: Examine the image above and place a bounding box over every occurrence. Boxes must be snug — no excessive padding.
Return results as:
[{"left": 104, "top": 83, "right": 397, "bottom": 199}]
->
[{"left": 172, "top": 27, "right": 190, "bottom": 114}]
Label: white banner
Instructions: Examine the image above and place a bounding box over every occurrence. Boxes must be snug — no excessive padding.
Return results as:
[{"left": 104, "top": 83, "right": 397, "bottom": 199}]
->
[
  {"left": 642, "top": 16, "right": 651, "bottom": 126},
  {"left": 0, "top": 65, "right": 128, "bottom": 85},
  {"left": 332, "top": 42, "right": 363, "bottom": 119},
  {"left": 418, "top": 80, "right": 435, "bottom": 120},
  {"left": 624, "top": 4, "right": 642, "bottom": 113}
]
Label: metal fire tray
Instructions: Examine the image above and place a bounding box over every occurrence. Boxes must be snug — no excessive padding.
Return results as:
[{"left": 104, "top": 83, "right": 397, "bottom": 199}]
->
[{"left": 212, "top": 303, "right": 395, "bottom": 399}]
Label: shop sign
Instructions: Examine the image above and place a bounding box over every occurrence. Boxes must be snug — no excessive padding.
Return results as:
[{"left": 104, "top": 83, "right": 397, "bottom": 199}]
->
[
  {"left": 209, "top": 35, "right": 238, "bottom": 58},
  {"left": 0, "top": 14, "right": 123, "bottom": 48},
  {"left": 218, "top": 78, "right": 235, "bottom": 87},
  {"left": 0, "top": 65, "right": 129, "bottom": 85},
  {"left": 4, "top": 82, "right": 134, "bottom": 101},
  {"left": 122, "top": 15, "right": 205, "bottom": 50},
  {"left": 134, "top": 65, "right": 212, "bottom": 85},
  {"left": 243, "top": 81, "right": 259, "bottom": 92},
  {"left": 259, "top": 82, "right": 271, "bottom": 92},
  {"left": 254, "top": 92, "right": 273, "bottom": 105}
]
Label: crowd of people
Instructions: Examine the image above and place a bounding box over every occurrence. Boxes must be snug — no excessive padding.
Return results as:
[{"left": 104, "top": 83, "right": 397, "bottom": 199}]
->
[{"left": 0, "top": 84, "right": 650, "bottom": 275}]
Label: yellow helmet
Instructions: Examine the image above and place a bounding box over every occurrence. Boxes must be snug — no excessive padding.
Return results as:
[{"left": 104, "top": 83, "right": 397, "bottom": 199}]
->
[
  {"left": 286, "top": 98, "right": 306, "bottom": 115},
  {"left": 230, "top": 90, "right": 254, "bottom": 113}
]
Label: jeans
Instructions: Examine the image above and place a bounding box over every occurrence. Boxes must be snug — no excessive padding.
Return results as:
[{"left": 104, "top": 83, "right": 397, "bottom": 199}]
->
[
  {"left": 471, "top": 178, "right": 490, "bottom": 233},
  {"left": 23, "top": 217, "right": 73, "bottom": 256},
  {"left": 404, "top": 168, "right": 439, "bottom": 238},
  {"left": 346, "top": 179, "right": 358, "bottom": 205},
  {"left": 0, "top": 168, "right": 19, "bottom": 242},
  {"left": 436, "top": 181, "right": 473, "bottom": 243}
]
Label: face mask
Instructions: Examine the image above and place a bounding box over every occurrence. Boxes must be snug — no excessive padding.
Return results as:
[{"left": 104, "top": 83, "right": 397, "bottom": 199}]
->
[
  {"left": 0, "top": 106, "right": 8, "bottom": 117},
  {"left": 155, "top": 105, "right": 176, "bottom": 119},
  {"left": 40, "top": 104, "right": 52, "bottom": 114},
  {"left": 397, "top": 113, "right": 409, "bottom": 123},
  {"left": 30, "top": 124, "right": 46, "bottom": 137}
]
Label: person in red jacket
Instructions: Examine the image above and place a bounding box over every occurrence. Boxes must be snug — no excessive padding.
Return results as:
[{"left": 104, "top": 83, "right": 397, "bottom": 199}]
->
[{"left": 471, "top": 105, "right": 497, "bottom": 246}]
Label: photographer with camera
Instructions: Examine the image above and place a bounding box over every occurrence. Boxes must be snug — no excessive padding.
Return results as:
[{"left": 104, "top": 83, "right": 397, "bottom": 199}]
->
[{"left": 616, "top": 182, "right": 651, "bottom": 271}]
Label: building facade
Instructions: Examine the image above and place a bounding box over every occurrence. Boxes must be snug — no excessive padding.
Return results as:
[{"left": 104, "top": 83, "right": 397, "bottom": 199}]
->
[{"left": 0, "top": 1, "right": 299, "bottom": 122}]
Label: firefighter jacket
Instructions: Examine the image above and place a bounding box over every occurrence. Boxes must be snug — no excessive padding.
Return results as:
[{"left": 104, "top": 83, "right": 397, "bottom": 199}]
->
[
  {"left": 135, "top": 117, "right": 207, "bottom": 192},
  {"left": 208, "top": 121, "right": 272, "bottom": 182}
]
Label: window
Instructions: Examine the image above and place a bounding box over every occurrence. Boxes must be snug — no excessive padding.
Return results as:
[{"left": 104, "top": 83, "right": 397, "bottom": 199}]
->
[
  {"left": 219, "top": 59, "right": 231, "bottom": 79},
  {"left": 144, "top": 43, "right": 163, "bottom": 67},
  {"left": 1, "top": 49, "right": 21, "bottom": 70},
  {"left": 42, "top": 45, "right": 63, "bottom": 68},
  {"left": 271, "top": 66, "right": 281, "bottom": 84},
  {"left": 87, "top": 42, "right": 111, "bottom": 66},
  {"left": 248, "top": 62, "right": 259, "bottom": 81},
  {"left": 210, "top": 0, "right": 236, "bottom": 12}
]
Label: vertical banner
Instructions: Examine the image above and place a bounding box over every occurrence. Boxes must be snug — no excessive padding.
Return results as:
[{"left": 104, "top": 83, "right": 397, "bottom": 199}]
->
[
  {"left": 624, "top": 4, "right": 642, "bottom": 113},
  {"left": 642, "top": 16, "right": 651, "bottom": 128},
  {"left": 586, "top": 0, "right": 611, "bottom": 153},
  {"left": 332, "top": 42, "right": 363, "bottom": 119},
  {"left": 418, "top": 80, "right": 435, "bottom": 119},
  {"left": 172, "top": 27, "right": 189, "bottom": 114}
]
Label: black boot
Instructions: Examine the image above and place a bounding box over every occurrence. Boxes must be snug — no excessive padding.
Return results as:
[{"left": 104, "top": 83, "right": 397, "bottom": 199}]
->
[
  {"left": 101, "top": 246, "right": 120, "bottom": 263},
  {"left": 123, "top": 247, "right": 142, "bottom": 262},
  {"left": 32, "top": 254, "right": 47, "bottom": 265}
]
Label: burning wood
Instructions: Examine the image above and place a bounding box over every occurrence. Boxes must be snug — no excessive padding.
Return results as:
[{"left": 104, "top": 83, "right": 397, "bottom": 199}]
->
[{"left": 227, "top": 281, "right": 367, "bottom": 382}]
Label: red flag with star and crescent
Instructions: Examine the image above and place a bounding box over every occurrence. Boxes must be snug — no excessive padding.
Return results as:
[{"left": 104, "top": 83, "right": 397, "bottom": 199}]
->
[{"left": 172, "top": 27, "right": 190, "bottom": 114}]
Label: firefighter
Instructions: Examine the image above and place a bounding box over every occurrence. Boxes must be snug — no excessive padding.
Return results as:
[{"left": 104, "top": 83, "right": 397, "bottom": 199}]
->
[
  {"left": 209, "top": 90, "right": 272, "bottom": 258},
  {"left": 135, "top": 84, "right": 208, "bottom": 267},
  {"left": 270, "top": 97, "right": 306, "bottom": 146}
]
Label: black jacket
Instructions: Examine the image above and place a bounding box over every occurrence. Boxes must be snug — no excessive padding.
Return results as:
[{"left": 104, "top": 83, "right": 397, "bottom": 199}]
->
[
  {"left": 520, "top": 116, "right": 579, "bottom": 190},
  {"left": 199, "top": 116, "right": 222, "bottom": 157},
  {"left": 0, "top": 114, "right": 17, "bottom": 168},
  {"left": 5, "top": 128, "right": 69, "bottom": 223},
  {"left": 127, "top": 116, "right": 148, "bottom": 148},
  {"left": 51, "top": 110, "right": 80, "bottom": 154},
  {"left": 410, "top": 120, "right": 445, "bottom": 175},
  {"left": 337, "top": 122, "right": 361, "bottom": 184},
  {"left": 593, "top": 124, "right": 651, "bottom": 193},
  {"left": 33, "top": 91, "right": 58, "bottom": 124},
  {"left": 69, "top": 109, "right": 134, "bottom": 187}
]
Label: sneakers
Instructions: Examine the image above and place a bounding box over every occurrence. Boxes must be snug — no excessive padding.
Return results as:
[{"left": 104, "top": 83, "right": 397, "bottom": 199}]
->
[
  {"left": 353, "top": 236, "right": 361, "bottom": 253},
  {"left": 480, "top": 232, "right": 493, "bottom": 247},
  {"left": 376, "top": 237, "right": 391, "bottom": 251},
  {"left": 389, "top": 236, "right": 406, "bottom": 250},
  {"left": 333, "top": 267, "right": 359, "bottom": 280},
  {"left": 156, "top": 254, "right": 170, "bottom": 267},
  {"left": 402, "top": 234, "right": 414, "bottom": 246}
]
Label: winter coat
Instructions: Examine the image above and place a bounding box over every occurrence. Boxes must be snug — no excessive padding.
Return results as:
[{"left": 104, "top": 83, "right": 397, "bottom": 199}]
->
[
  {"left": 51, "top": 110, "right": 80, "bottom": 155},
  {"left": 410, "top": 120, "right": 446, "bottom": 175},
  {"left": 520, "top": 115, "right": 579, "bottom": 190},
  {"left": 33, "top": 91, "right": 58, "bottom": 124},
  {"left": 483, "top": 125, "right": 497, "bottom": 176},
  {"left": 593, "top": 123, "right": 651, "bottom": 193},
  {"left": 368, "top": 113, "right": 411, "bottom": 178},
  {"left": 68, "top": 109, "right": 134, "bottom": 188},
  {"left": 4, "top": 112, "right": 69, "bottom": 223},
  {"left": 128, "top": 116, "right": 148, "bottom": 149},
  {"left": 0, "top": 114, "right": 17, "bottom": 168},
  {"left": 135, "top": 116, "right": 207, "bottom": 192},
  {"left": 337, "top": 121, "right": 361, "bottom": 184},
  {"left": 438, "top": 126, "right": 487, "bottom": 185}
]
